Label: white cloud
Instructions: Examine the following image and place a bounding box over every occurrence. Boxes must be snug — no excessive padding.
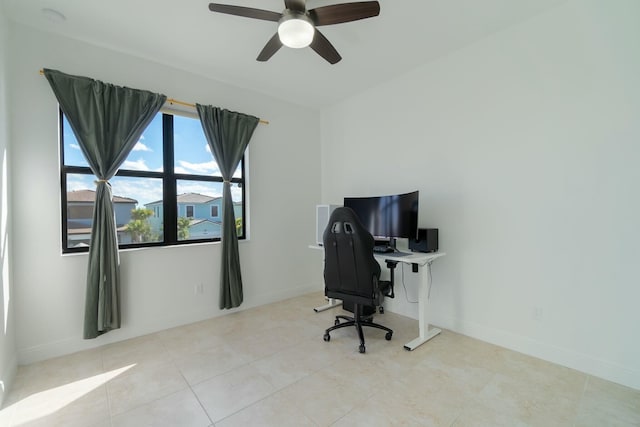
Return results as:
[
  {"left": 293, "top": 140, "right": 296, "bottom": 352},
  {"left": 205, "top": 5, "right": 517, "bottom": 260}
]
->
[
  {"left": 176, "top": 160, "right": 220, "bottom": 175},
  {"left": 122, "top": 159, "right": 150, "bottom": 171},
  {"left": 230, "top": 186, "right": 242, "bottom": 202},
  {"left": 205, "top": 144, "right": 211, "bottom": 153},
  {"left": 66, "top": 175, "right": 94, "bottom": 191},
  {"left": 70, "top": 143, "right": 81, "bottom": 150},
  {"left": 110, "top": 178, "right": 163, "bottom": 207},
  {"left": 177, "top": 181, "right": 222, "bottom": 198},
  {"left": 132, "top": 141, "right": 152, "bottom": 152}
]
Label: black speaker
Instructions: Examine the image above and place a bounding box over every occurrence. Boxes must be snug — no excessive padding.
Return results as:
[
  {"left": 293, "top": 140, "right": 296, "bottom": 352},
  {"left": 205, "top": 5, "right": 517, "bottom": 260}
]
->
[{"left": 409, "top": 228, "right": 438, "bottom": 253}]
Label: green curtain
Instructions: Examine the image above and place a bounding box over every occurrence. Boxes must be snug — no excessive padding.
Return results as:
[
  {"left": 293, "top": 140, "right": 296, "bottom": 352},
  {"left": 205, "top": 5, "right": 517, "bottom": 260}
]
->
[
  {"left": 44, "top": 69, "right": 166, "bottom": 338},
  {"left": 196, "top": 105, "right": 259, "bottom": 309}
]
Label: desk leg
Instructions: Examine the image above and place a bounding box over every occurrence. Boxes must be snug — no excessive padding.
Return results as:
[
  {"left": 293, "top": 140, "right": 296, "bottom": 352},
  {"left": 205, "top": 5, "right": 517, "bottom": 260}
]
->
[
  {"left": 404, "top": 261, "right": 441, "bottom": 350},
  {"left": 314, "top": 298, "right": 341, "bottom": 313}
]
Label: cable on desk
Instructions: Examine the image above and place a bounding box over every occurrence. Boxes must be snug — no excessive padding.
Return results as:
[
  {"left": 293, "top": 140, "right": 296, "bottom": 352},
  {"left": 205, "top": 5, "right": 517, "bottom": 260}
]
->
[
  {"left": 427, "top": 260, "right": 433, "bottom": 299},
  {"left": 400, "top": 263, "right": 418, "bottom": 304}
]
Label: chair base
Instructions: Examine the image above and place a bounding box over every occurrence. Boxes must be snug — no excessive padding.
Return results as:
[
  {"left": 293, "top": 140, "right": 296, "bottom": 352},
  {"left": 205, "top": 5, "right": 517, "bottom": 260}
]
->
[{"left": 323, "top": 303, "right": 393, "bottom": 353}]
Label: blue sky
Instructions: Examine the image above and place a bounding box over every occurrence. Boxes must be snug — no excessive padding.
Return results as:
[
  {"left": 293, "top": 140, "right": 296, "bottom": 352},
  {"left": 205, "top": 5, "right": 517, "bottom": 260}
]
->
[{"left": 63, "top": 113, "right": 243, "bottom": 206}]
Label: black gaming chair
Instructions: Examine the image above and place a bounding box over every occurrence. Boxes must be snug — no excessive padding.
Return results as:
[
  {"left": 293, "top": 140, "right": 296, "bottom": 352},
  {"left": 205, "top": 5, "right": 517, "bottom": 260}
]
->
[{"left": 322, "top": 207, "right": 393, "bottom": 353}]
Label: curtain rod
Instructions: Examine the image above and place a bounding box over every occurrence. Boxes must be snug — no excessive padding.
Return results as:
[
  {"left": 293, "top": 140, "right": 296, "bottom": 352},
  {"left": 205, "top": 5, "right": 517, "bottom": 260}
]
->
[{"left": 39, "top": 69, "right": 269, "bottom": 125}]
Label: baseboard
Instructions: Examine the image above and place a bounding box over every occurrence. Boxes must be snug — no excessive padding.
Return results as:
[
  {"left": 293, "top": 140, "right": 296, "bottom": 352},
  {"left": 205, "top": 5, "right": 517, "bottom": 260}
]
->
[
  {"left": 249, "top": 283, "right": 320, "bottom": 307},
  {"left": 0, "top": 352, "right": 17, "bottom": 408},
  {"left": 17, "top": 283, "right": 321, "bottom": 366},
  {"left": 16, "top": 312, "right": 213, "bottom": 365},
  {"left": 438, "top": 315, "right": 640, "bottom": 391}
]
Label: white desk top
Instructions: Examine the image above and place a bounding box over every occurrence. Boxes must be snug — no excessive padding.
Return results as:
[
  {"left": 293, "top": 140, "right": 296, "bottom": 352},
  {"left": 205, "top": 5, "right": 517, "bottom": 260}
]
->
[
  {"left": 375, "top": 251, "right": 445, "bottom": 265},
  {"left": 309, "top": 244, "right": 445, "bottom": 266}
]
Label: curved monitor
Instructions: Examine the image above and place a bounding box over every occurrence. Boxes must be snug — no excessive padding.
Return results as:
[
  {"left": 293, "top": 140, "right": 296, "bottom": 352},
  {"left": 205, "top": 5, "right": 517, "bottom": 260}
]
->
[{"left": 343, "top": 191, "right": 419, "bottom": 240}]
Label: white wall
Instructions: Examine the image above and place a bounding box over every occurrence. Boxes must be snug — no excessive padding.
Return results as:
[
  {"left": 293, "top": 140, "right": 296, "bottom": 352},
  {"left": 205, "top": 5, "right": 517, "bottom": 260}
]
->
[
  {"left": 8, "top": 22, "right": 321, "bottom": 363},
  {"left": 0, "top": 2, "right": 17, "bottom": 408},
  {"left": 321, "top": 0, "right": 640, "bottom": 389}
]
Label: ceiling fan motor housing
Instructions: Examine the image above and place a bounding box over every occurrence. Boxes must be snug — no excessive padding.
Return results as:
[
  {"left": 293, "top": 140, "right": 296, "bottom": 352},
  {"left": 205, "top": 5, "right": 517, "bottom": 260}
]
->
[{"left": 278, "top": 11, "right": 314, "bottom": 48}]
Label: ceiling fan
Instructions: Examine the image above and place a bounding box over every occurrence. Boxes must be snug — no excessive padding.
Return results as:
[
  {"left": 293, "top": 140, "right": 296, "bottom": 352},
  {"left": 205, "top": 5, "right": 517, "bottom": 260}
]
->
[{"left": 208, "top": 1, "right": 380, "bottom": 64}]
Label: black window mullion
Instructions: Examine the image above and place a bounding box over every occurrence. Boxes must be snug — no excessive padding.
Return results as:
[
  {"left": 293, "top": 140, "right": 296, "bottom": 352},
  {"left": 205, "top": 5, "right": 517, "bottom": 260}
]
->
[
  {"left": 115, "top": 169, "right": 164, "bottom": 179},
  {"left": 240, "top": 159, "right": 246, "bottom": 238},
  {"left": 60, "top": 165, "right": 70, "bottom": 252},
  {"left": 65, "top": 165, "right": 92, "bottom": 174},
  {"left": 173, "top": 174, "right": 224, "bottom": 183},
  {"left": 162, "top": 113, "right": 178, "bottom": 244},
  {"left": 59, "top": 108, "right": 69, "bottom": 251}
]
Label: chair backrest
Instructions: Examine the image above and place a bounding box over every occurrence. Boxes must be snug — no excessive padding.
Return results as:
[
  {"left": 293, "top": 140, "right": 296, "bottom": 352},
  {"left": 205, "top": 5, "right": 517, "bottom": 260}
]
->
[{"left": 323, "top": 207, "right": 381, "bottom": 304}]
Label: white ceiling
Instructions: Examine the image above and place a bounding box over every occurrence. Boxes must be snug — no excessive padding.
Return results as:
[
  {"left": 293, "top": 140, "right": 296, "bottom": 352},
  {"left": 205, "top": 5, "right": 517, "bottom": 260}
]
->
[{"left": 2, "top": 0, "right": 565, "bottom": 109}]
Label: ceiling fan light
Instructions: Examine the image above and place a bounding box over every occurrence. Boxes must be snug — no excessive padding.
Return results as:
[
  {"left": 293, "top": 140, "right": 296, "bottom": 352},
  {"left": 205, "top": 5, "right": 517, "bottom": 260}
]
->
[{"left": 278, "top": 17, "right": 314, "bottom": 49}]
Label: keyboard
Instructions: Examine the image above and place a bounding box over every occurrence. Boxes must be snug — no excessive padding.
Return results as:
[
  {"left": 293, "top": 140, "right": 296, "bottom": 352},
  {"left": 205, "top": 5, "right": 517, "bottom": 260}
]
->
[
  {"left": 372, "top": 247, "right": 412, "bottom": 257},
  {"left": 387, "top": 251, "right": 411, "bottom": 257}
]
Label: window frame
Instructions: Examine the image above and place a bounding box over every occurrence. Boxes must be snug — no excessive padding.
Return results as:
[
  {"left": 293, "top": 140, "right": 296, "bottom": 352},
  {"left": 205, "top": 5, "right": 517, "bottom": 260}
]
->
[{"left": 59, "top": 109, "right": 247, "bottom": 254}]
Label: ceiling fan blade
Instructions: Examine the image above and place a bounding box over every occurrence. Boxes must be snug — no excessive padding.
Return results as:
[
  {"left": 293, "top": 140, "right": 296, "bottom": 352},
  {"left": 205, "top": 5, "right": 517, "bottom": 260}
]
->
[
  {"left": 284, "top": 0, "right": 306, "bottom": 12},
  {"left": 309, "top": 1, "right": 380, "bottom": 26},
  {"left": 208, "top": 3, "right": 282, "bottom": 22},
  {"left": 257, "top": 33, "right": 283, "bottom": 62},
  {"left": 310, "top": 29, "right": 341, "bottom": 64}
]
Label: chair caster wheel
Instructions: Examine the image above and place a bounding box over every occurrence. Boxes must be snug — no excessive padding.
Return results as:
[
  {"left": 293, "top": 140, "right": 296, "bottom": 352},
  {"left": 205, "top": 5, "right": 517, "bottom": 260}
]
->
[
  {"left": 323, "top": 333, "right": 330, "bottom": 342},
  {"left": 359, "top": 344, "right": 366, "bottom": 353},
  {"left": 385, "top": 332, "right": 393, "bottom": 340},
  {"left": 334, "top": 319, "right": 340, "bottom": 326},
  {"left": 379, "top": 307, "right": 384, "bottom": 314}
]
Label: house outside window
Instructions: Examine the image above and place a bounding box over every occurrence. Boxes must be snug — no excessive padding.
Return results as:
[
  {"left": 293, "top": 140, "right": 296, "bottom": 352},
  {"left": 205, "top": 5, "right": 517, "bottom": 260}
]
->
[
  {"left": 66, "top": 189, "right": 138, "bottom": 248},
  {"left": 60, "top": 109, "right": 247, "bottom": 253}
]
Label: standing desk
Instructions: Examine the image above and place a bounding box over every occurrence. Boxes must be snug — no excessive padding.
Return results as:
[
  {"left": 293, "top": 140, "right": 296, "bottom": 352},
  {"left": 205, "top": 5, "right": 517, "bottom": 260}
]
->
[
  {"left": 375, "top": 251, "right": 446, "bottom": 350},
  {"left": 310, "top": 244, "right": 446, "bottom": 351}
]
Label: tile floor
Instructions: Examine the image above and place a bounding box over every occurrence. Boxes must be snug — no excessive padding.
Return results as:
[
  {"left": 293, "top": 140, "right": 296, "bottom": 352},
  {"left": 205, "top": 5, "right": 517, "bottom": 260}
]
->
[{"left": 1, "top": 291, "right": 639, "bottom": 426}]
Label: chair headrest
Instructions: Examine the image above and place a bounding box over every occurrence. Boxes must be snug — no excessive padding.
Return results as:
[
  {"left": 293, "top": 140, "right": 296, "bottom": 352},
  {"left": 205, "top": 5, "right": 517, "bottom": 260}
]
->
[{"left": 323, "top": 207, "right": 371, "bottom": 242}]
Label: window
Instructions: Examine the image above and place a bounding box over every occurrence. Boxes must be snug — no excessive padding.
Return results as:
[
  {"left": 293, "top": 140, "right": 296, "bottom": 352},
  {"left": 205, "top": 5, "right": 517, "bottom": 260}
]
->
[{"left": 60, "top": 109, "right": 246, "bottom": 253}]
